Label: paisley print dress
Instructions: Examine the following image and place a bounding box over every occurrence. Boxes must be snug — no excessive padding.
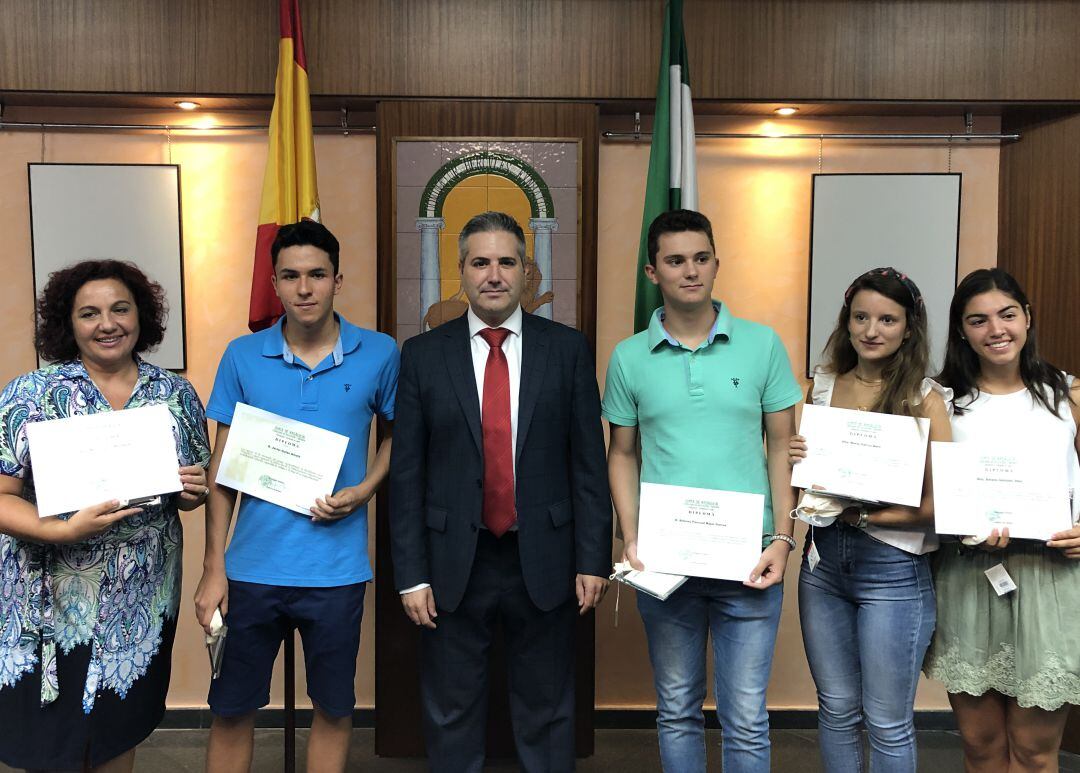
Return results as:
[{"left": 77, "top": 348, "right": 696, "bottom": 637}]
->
[{"left": 0, "top": 358, "right": 209, "bottom": 768}]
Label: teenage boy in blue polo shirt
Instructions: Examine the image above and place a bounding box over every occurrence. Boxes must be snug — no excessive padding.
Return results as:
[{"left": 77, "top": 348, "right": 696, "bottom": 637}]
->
[
  {"left": 603, "top": 209, "right": 801, "bottom": 773},
  {"left": 194, "top": 221, "right": 398, "bottom": 773}
]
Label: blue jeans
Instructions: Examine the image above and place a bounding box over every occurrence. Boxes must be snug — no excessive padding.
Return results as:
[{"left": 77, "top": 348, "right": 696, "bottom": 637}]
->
[
  {"left": 798, "top": 523, "right": 935, "bottom": 773},
  {"left": 637, "top": 577, "right": 783, "bottom": 773}
]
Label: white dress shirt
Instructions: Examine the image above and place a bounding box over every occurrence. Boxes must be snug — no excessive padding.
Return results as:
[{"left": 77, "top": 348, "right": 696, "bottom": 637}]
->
[{"left": 400, "top": 305, "right": 524, "bottom": 596}]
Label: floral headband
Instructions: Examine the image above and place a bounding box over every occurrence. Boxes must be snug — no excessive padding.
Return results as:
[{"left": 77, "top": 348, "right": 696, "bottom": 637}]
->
[{"left": 843, "top": 267, "right": 925, "bottom": 317}]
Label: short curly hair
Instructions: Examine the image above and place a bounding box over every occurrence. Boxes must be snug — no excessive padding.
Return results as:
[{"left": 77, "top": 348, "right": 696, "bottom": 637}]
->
[{"left": 35, "top": 260, "right": 169, "bottom": 363}]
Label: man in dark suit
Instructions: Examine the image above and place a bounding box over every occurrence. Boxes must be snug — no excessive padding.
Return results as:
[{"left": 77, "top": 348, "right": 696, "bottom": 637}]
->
[{"left": 390, "top": 211, "right": 612, "bottom": 773}]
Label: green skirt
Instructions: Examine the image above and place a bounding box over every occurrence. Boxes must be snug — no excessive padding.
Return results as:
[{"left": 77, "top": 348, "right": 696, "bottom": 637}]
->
[{"left": 923, "top": 541, "right": 1080, "bottom": 711}]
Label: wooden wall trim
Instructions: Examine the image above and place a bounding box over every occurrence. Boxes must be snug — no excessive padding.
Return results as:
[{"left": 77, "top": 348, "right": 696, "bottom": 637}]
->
[
  {"left": 997, "top": 117, "right": 1080, "bottom": 762},
  {"left": 3, "top": 0, "right": 196, "bottom": 93},
  {"left": 5, "top": 1, "right": 1080, "bottom": 101},
  {"left": 998, "top": 110, "right": 1080, "bottom": 376}
]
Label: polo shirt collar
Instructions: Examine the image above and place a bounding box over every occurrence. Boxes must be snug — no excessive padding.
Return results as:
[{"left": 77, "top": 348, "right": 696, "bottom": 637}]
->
[
  {"left": 467, "top": 304, "right": 523, "bottom": 339},
  {"left": 262, "top": 313, "right": 358, "bottom": 367},
  {"left": 648, "top": 300, "right": 731, "bottom": 351}
]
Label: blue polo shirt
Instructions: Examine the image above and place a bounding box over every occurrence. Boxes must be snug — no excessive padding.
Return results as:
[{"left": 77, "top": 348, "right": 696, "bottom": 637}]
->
[
  {"left": 602, "top": 302, "right": 802, "bottom": 537},
  {"left": 207, "top": 314, "right": 399, "bottom": 587}
]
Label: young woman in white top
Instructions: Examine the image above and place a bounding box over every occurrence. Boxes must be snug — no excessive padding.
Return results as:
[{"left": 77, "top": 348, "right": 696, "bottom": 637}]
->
[
  {"left": 790, "top": 267, "right": 951, "bottom": 773},
  {"left": 923, "top": 268, "right": 1080, "bottom": 773}
]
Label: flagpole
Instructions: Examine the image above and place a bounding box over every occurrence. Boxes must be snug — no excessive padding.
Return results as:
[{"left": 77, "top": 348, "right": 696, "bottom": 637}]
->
[{"left": 284, "top": 637, "right": 296, "bottom": 773}]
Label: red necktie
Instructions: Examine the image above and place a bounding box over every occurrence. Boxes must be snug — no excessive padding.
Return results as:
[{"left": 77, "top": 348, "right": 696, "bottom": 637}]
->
[{"left": 479, "top": 327, "right": 515, "bottom": 536}]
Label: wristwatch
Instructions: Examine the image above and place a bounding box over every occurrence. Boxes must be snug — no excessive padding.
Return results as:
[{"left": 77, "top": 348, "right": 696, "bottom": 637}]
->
[{"left": 854, "top": 506, "right": 870, "bottom": 529}]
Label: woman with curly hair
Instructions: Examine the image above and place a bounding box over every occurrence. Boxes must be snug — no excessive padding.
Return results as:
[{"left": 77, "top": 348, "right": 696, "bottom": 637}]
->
[
  {"left": 789, "top": 267, "right": 952, "bottom": 772},
  {"left": 0, "top": 260, "right": 210, "bottom": 772},
  {"left": 923, "top": 268, "right": 1080, "bottom": 772}
]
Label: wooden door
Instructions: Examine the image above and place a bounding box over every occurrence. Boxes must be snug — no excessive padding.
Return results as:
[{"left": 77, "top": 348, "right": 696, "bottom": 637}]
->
[{"left": 373, "top": 100, "right": 601, "bottom": 759}]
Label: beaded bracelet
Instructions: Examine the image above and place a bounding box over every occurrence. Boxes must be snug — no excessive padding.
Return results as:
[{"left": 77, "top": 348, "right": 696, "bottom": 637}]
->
[{"left": 767, "top": 533, "right": 797, "bottom": 550}]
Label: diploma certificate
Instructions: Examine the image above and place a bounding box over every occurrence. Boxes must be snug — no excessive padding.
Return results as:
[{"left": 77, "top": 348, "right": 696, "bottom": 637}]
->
[
  {"left": 931, "top": 441, "right": 1073, "bottom": 540},
  {"left": 792, "top": 403, "right": 930, "bottom": 506},
  {"left": 636, "top": 482, "right": 764, "bottom": 582},
  {"left": 610, "top": 562, "right": 688, "bottom": 601},
  {"left": 27, "top": 403, "right": 182, "bottom": 517},
  {"left": 216, "top": 403, "right": 349, "bottom": 515}
]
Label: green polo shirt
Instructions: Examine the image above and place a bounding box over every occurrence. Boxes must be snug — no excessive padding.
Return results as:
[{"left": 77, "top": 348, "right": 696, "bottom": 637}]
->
[{"left": 602, "top": 302, "right": 802, "bottom": 536}]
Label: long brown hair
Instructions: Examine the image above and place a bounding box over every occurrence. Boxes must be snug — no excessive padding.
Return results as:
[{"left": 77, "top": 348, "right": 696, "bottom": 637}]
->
[
  {"left": 938, "top": 268, "right": 1071, "bottom": 416},
  {"left": 822, "top": 267, "right": 930, "bottom": 417}
]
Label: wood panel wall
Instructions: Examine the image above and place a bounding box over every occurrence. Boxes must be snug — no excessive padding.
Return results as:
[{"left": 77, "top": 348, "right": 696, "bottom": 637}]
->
[
  {"left": 3, "top": 0, "right": 195, "bottom": 93},
  {"left": 1067, "top": 710, "right": 1080, "bottom": 756},
  {"left": 998, "top": 110, "right": 1080, "bottom": 376},
  {"left": 998, "top": 111, "right": 1078, "bottom": 757},
  {"left": 5, "top": 1, "right": 1080, "bottom": 101}
]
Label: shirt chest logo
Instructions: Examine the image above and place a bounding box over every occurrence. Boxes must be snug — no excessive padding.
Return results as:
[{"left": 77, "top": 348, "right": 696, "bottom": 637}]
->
[{"left": 731, "top": 377, "right": 741, "bottom": 388}]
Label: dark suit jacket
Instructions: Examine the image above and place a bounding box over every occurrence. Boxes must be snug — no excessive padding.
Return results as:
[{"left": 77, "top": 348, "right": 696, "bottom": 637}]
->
[{"left": 389, "top": 311, "right": 612, "bottom": 613}]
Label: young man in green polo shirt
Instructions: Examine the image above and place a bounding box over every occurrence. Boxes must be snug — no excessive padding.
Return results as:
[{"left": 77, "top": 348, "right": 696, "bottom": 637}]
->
[{"left": 603, "top": 209, "right": 801, "bottom": 772}]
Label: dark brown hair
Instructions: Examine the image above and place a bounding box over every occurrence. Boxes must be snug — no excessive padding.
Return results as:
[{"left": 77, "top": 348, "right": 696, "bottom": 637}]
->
[
  {"left": 35, "top": 259, "right": 168, "bottom": 362},
  {"left": 647, "top": 209, "right": 715, "bottom": 267},
  {"left": 272, "top": 220, "right": 340, "bottom": 272},
  {"left": 822, "top": 268, "right": 930, "bottom": 417},
  {"left": 938, "top": 268, "right": 1071, "bottom": 416}
]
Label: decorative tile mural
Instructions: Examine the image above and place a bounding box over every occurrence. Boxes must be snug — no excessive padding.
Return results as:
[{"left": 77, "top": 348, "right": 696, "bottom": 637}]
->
[{"left": 395, "top": 140, "right": 581, "bottom": 342}]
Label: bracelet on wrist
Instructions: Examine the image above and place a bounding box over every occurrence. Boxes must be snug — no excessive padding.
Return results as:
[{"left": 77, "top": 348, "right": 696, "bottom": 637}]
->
[
  {"left": 767, "top": 533, "right": 797, "bottom": 550},
  {"left": 854, "top": 506, "right": 870, "bottom": 529}
]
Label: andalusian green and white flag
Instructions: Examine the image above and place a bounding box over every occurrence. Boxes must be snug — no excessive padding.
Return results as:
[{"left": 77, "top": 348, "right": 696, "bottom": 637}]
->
[{"left": 633, "top": 0, "right": 697, "bottom": 333}]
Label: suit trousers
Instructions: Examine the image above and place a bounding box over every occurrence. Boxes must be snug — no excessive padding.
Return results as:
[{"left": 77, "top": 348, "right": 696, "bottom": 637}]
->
[{"left": 420, "top": 530, "right": 577, "bottom": 773}]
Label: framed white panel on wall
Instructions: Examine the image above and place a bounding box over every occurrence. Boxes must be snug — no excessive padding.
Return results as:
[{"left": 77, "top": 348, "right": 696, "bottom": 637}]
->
[
  {"left": 28, "top": 163, "right": 186, "bottom": 371},
  {"left": 807, "top": 173, "right": 961, "bottom": 378}
]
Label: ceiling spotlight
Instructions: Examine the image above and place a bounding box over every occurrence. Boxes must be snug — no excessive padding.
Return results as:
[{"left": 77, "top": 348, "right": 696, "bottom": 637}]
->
[
  {"left": 175, "top": 100, "right": 200, "bottom": 110},
  {"left": 774, "top": 107, "right": 799, "bottom": 116}
]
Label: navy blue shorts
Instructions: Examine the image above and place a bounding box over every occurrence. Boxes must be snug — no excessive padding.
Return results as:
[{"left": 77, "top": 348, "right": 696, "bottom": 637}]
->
[{"left": 208, "top": 580, "right": 366, "bottom": 718}]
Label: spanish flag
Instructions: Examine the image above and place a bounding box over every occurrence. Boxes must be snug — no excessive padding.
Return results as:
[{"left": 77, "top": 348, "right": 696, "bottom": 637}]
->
[{"left": 249, "top": 0, "right": 320, "bottom": 332}]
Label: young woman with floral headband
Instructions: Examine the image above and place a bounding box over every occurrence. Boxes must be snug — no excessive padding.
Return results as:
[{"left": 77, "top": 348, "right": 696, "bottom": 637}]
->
[{"left": 790, "top": 267, "right": 952, "bottom": 773}]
